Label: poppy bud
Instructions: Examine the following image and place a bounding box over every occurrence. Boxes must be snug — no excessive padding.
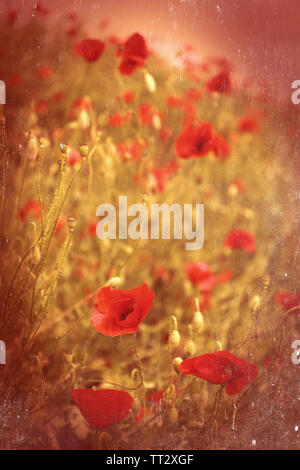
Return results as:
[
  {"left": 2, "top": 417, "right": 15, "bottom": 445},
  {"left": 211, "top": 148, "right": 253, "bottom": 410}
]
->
[
  {"left": 173, "top": 356, "right": 183, "bottom": 371},
  {"left": 152, "top": 114, "right": 161, "bottom": 130},
  {"left": 169, "top": 329, "right": 181, "bottom": 352},
  {"left": 144, "top": 72, "right": 156, "bottom": 93},
  {"left": 131, "top": 368, "right": 140, "bottom": 387},
  {"left": 105, "top": 277, "right": 121, "bottom": 288},
  {"left": 78, "top": 109, "right": 90, "bottom": 129},
  {"left": 250, "top": 295, "right": 261, "bottom": 311},
  {"left": 169, "top": 315, "right": 177, "bottom": 331},
  {"left": 193, "top": 311, "right": 204, "bottom": 333},
  {"left": 184, "top": 339, "right": 196, "bottom": 356},
  {"left": 166, "top": 407, "right": 178, "bottom": 425}
]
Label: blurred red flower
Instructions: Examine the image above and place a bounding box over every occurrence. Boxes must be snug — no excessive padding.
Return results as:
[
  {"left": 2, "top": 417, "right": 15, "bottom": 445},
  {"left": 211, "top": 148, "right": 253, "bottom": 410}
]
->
[
  {"left": 224, "top": 229, "right": 256, "bottom": 253},
  {"left": 206, "top": 71, "right": 231, "bottom": 94},
  {"left": 185, "top": 262, "right": 216, "bottom": 292},
  {"left": 179, "top": 350, "right": 258, "bottom": 395},
  {"left": 91, "top": 283, "right": 155, "bottom": 336},
  {"left": 73, "top": 38, "right": 105, "bottom": 62},
  {"left": 37, "top": 66, "right": 53, "bottom": 79},
  {"left": 175, "top": 122, "right": 213, "bottom": 159},
  {"left": 20, "top": 201, "right": 41, "bottom": 222},
  {"left": 274, "top": 290, "right": 300, "bottom": 315},
  {"left": 67, "top": 149, "right": 81, "bottom": 166},
  {"left": 116, "top": 141, "right": 142, "bottom": 161},
  {"left": 150, "top": 160, "right": 180, "bottom": 193},
  {"left": 238, "top": 116, "right": 259, "bottom": 133},
  {"left": 71, "top": 389, "right": 133, "bottom": 428},
  {"left": 34, "top": 100, "right": 49, "bottom": 115},
  {"left": 108, "top": 112, "right": 131, "bottom": 127},
  {"left": 118, "top": 33, "right": 148, "bottom": 76},
  {"left": 120, "top": 91, "right": 135, "bottom": 103},
  {"left": 210, "top": 132, "right": 230, "bottom": 160}
]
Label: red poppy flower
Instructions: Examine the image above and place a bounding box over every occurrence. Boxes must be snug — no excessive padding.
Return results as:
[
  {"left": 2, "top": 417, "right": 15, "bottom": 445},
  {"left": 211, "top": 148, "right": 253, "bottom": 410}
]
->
[
  {"left": 118, "top": 33, "right": 148, "bottom": 75},
  {"left": 37, "top": 66, "right": 53, "bottom": 79},
  {"left": 206, "top": 71, "right": 231, "bottom": 94},
  {"left": 238, "top": 117, "right": 259, "bottom": 133},
  {"left": 73, "top": 38, "right": 105, "bottom": 62},
  {"left": 175, "top": 122, "right": 213, "bottom": 159},
  {"left": 120, "top": 91, "right": 135, "bottom": 103},
  {"left": 108, "top": 112, "right": 131, "bottom": 127},
  {"left": 53, "top": 91, "right": 64, "bottom": 103},
  {"left": 210, "top": 133, "right": 230, "bottom": 160},
  {"left": 71, "top": 389, "right": 133, "bottom": 428},
  {"left": 137, "top": 103, "right": 163, "bottom": 126},
  {"left": 19, "top": 201, "right": 41, "bottom": 222},
  {"left": 34, "top": 100, "right": 49, "bottom": 115},
  {"left": 116, "top": 141, "right": 142, "bottom": 161},
  {"left": 54, "top": 216, "right": 66, "bottom": 235},
  {"left": 150, "top": 160, "right": 179, "bottom": 193},
  {"left": 274, "top": 290, "right": 300, "bottom": 314},
  {"left": 185, "top": 88, "right": 202, "bottom": 101},
  {"left": 7, "top": 9, "right": 19, "bottom": 26},
  {"left": 185, "top": 262, "right": 216, "bottom": 292},
  {"left": 224, "top": 229, "right": 256, "bottom": 253},
  {"left": 68, "top": 149, "right": 81, "bottom": 166},
  {"left": 91, "top": 283, "right": 155, "bottom": 336},
  {"left": 179, "top": 350, "right": 258, "bottom": 395}
]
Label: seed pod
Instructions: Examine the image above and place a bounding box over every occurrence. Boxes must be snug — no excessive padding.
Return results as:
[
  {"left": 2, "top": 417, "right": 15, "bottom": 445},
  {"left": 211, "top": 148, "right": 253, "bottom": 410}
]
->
[
  {"left": 60, "top": 143, "right": 69, "bottom": 155},
  {"left": 79, "top": 145, "right": 89, "bottom": 157}
]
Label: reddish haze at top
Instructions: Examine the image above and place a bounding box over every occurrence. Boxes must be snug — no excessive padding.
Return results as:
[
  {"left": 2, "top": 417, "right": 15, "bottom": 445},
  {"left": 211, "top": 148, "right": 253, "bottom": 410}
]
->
[{"left": 2, "top": 0, "right": 300, "bottom": 103}]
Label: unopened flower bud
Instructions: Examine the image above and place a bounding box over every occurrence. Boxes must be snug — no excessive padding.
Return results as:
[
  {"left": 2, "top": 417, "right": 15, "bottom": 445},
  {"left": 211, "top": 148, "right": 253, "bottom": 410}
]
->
[
  {"left": 152, "top": 114, "right": 161, "bottom": 130},
  {"left": 169, "top": 315, "right": 177, "bottom": 331},
  {"left": 106, "top": 277, "right": 121, "bottom": 288},
  {"left": 173, "top": 356, "right": 183, "bottom": 371},
  {"left": 184, "top": 339, "right": 196, "bottom": 356},
  {"left": 144, "top": 72, "right": 156, "bottom": 93},
  {"left": 250, "top": 295, "right": 261, "bottom": 311},
  {"left": 169, "top": 330, "right": 181, "bottom": 351},
  {"left": 193, "top": 311, "right": 204, "bottom": 333}
]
